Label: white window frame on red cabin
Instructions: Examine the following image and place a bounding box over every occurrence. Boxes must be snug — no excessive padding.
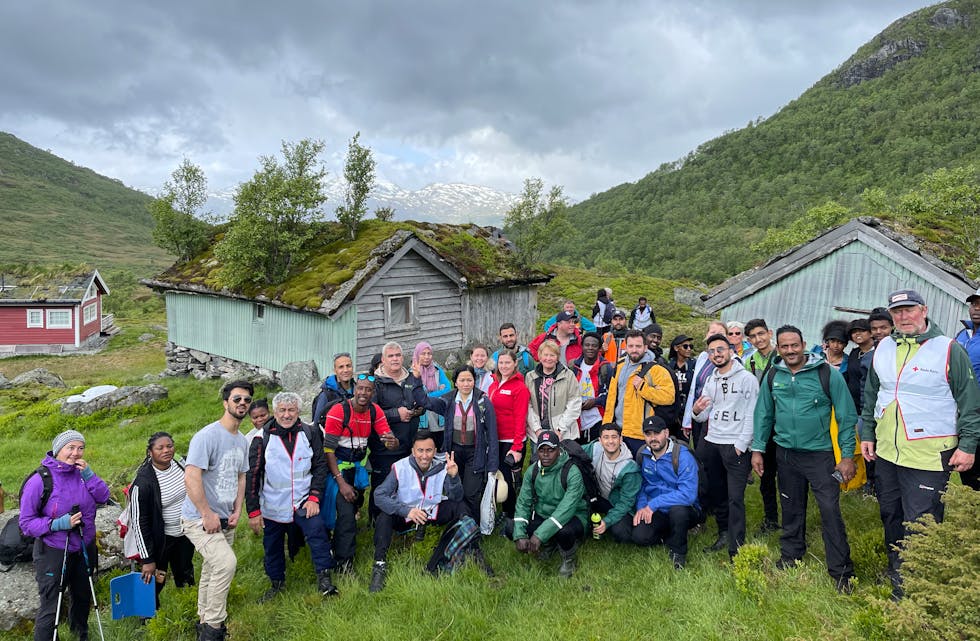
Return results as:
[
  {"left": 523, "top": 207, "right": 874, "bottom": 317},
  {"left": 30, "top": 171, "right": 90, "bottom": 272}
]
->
[
  {"left": 83, "top": 302, "right": 97, "bottom": 324},
  {"left": 26, "top": 309, "right": 44, "bottom": 328},
  {"left": 46, "top": 309, "right": 72, "bottom": 329}
]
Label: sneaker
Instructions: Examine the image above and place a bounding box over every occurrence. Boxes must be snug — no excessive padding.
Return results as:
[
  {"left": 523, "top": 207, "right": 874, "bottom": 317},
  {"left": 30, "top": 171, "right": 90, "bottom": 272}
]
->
[
  {"left": 258, "top": 580, "right": 285, "bottom": 603},
  {"left": 318, "top": 569, "right": 339, "bottom": 596},
  {"left": 670, "top": 553, "right": 686, "bottom": 570},
  {"left": 369, "top": 561, "right": 387, "bottom": 593},
  {"left": 775, "top": 557, "right": 800, "bottom": 571},
  {"left": 335, "top": 558, "right": 354, "bottom": 577},
  {"left": 704, "top": 531, "right": 728, "bottom": 553}
]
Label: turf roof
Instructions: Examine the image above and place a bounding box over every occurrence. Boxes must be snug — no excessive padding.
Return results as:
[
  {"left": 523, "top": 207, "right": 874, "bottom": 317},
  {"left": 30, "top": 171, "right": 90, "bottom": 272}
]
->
[{"left": 143, "top": 220, "right": 552, "bottom": 316}]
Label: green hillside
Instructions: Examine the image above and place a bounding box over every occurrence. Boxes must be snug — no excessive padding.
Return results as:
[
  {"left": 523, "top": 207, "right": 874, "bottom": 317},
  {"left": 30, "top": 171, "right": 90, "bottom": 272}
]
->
[
  {"left": 0, "top": 132, "right": 172, "bottom": 271},
  {"left": 548, "top": 0, "right": 980, "bottom": 283}
]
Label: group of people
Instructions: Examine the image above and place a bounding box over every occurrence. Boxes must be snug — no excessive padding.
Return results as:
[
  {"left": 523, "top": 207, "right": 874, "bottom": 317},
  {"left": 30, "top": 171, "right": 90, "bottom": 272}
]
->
[{"left": 18, "top": 286, "right": 980, "bottom": 640}]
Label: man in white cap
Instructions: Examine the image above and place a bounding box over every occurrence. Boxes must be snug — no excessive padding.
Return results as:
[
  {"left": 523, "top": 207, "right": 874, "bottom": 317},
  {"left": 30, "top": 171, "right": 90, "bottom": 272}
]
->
[{"left": 861, "top": 289, "right": 980, "bottom": 598}]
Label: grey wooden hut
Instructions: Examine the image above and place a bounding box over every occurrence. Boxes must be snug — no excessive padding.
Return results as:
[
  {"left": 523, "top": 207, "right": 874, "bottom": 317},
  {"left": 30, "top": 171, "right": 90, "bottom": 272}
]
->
[
  {"left": 702, "top": 218, "right": 977, "bottom": 347},
  {"left": 144, "top": 221, "right": 552, "bottom": 376}
]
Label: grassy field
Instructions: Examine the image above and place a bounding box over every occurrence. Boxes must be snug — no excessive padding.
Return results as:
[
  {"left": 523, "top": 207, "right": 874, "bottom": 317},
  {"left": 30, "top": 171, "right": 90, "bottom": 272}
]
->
[{"left": 0, "top": 302, "right": 949, "bottom": 641}]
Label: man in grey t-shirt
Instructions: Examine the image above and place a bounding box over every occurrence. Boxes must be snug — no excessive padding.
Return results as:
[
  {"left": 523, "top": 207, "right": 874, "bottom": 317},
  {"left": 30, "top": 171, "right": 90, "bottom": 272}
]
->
[{"left": 181, "top": 381, "right": 251, "bottom": 641}]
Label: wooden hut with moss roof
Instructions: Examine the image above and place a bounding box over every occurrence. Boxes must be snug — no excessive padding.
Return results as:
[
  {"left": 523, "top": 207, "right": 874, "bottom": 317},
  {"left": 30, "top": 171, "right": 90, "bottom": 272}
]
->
[{"left": 143, "top": 220, "right": 552, "bottom": 375}]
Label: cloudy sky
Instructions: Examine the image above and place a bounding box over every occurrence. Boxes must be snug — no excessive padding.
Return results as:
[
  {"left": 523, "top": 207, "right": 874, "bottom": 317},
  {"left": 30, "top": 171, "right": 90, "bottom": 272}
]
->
[{"left": 0, "top": 1, "right": 932, "bottom": 200}]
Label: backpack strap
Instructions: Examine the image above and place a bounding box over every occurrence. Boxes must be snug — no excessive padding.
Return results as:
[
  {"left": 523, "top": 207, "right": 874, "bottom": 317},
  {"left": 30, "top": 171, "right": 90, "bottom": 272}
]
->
[
  {"left": 767, "top": 362, "right": 830, "bottom": 399},
  {"left": 670, "top": 438, "right": 682, "bottom": 475}
]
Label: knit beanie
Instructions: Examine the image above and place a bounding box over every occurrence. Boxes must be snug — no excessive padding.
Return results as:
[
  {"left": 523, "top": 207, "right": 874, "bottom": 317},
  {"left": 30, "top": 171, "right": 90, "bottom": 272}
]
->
[{"left": 52, "top": 430, "right": 85, "bottom": 456}]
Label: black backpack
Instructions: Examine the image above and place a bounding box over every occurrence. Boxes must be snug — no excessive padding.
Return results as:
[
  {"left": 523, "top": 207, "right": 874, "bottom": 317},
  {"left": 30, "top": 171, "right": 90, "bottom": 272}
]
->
[
  {"left": 530, "top": 439, "right": 609, "bottom": 513},
  {"left": 634, "top": 360, "right": 679, "bottom": 427},
  {"left": 1, "top": 467, "right": 55, "bottom": 569}
]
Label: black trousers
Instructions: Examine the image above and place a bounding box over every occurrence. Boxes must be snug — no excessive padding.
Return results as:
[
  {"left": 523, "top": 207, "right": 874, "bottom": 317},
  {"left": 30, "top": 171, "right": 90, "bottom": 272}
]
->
[
  {"left": 33, "top": 538, "right": 97, "bottom": 641},
  {"left": 604, "top": 515, "right": 634, "bottom": 543},
  {"left": 959, "top": 463, "right": 980, "bottom": 491},
  {"left": 623, "top": 436, "right": 645, "bottom": 458},
  {"left": 776, "top": 447, "right": 853, "bottom": 580},
  {"left": 699, "top": 439, "right": 750, "bottom": 555},
  {"left": 451, "top": 443, "right": 489, "bottom": 517},
  {"left": 368, "top": 455, "right": 397, "bottom": 520},
  {"left": 333, "top": 468, "right": 365, "bottom": 563},
  {"left": 576, "top": 421, "right": 603, "bottom": 445},
  {"left": 525, "top": 514, "right": 584, "bottom": 551},
  {"left": 373, "top": 499, "right": 467, "bottom": 562},
  {"left": 153, "top": 534, "right": 196, "bottom": 608},
  {"left": 497, "top": 442, "right": 524, "bottom": 518},
  {"left": 874, "top": 456, "right": 950, "bottom": 572},
  {"left": 759, "top": 435, "right": 779, "bottom": 524},
  {"left": 631, "top": 505, "right": 699, "bottom": 556}
]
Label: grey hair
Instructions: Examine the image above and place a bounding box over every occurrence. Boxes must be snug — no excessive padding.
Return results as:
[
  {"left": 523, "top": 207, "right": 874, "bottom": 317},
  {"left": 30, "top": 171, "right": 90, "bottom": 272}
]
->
[
  {"left": 726, "top": 321, "right": 745, "bottom": 330},
  {"left": 382, "top": 341, "right": 402, "bottom": 355},
  {"left": 272, "top": 391, "right": 302, "bottom": 409}
]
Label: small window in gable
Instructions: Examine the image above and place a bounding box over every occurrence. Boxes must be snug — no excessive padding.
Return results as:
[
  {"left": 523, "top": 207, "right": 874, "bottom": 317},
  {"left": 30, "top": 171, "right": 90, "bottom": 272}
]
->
[
  {"left": 27, "top": 309, "right": 43, "bottom": 328},
  {"left": 46, "top": 309, "right": 72, "bottom": 329}
]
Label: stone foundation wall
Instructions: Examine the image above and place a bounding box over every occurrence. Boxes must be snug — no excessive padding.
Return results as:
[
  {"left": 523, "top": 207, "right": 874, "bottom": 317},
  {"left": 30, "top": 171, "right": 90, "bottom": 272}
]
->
[{"left": 164, "top": 342, "right": 279, "bottom": 385}]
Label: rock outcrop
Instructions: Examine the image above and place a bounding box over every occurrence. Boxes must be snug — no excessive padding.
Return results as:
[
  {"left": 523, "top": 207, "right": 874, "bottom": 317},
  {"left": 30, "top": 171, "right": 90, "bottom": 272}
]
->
[
  {"left": 10, "top": 368, "right": 67, "bottom": 388},
  {"left": 61, "top": 384, "right": 169, "bottom": 416}
]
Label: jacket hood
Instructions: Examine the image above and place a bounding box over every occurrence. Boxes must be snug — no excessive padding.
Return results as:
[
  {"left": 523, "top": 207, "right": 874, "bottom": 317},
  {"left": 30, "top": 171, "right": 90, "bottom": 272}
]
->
[
  {"left": 374, "top": 365, "right": 409, "bottom": 384},
  {"left": 322, "top": 375, "right": 353, "bottom": 393}
]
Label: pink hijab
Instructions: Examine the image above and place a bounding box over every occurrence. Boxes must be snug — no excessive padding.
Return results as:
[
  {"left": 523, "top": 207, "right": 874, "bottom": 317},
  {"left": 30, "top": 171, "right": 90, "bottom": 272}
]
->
[{"left": 413, "top": 341, "right": 440, "bottom": 391}]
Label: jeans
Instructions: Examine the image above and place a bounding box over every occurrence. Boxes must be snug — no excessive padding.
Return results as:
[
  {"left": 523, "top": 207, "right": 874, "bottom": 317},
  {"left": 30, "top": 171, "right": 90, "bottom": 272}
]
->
[{"left": 262, "top": 507, "right": 335, "bottom": 582}]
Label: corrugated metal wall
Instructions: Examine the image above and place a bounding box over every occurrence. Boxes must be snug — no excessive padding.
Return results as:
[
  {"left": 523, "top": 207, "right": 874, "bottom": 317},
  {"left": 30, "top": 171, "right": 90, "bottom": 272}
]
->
[
  {"left": 721, "top": 243, "right": 970, "bottom": 347},
  {"left": 165, "top": 291, "right": 357, "bottom": 376},
  {"left": 462, "top": 286, "right": 539, "bottom": 349},
  {"left": 355, "top": 250, "right": 463, "bottom": 370}
]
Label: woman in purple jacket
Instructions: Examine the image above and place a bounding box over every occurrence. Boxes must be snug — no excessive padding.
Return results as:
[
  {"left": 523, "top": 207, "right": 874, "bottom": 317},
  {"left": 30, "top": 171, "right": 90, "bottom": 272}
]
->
[{"left": 19, "top": 429, "right": 110, "bottom": 641}]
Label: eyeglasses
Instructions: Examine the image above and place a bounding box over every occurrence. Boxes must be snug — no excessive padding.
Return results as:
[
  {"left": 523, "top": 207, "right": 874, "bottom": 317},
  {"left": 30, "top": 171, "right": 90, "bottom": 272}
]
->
[
  {"left": 231, "top": 395, "right": 253, "bottom": 404},
  {"left": 679, "top": 344, "right": 693, "bottom": 349},
  {"left": 727, "top": 331, "right": 741, "bottom": 336},
  {"left": 356, "top": 374, "right": 376, "bottom": 382}
]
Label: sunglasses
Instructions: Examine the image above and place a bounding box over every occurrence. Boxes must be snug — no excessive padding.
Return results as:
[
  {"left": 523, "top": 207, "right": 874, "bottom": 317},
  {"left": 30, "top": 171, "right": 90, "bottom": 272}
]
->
[
  {"left": 679, "top": 344, "right": 693, "bottom": 349},
  {"left": 356, "top": 374, "right": 376, "bottom": 382},
  {"left": 231, "top": 395, "right": 252, "bottom": 404},
  {"left": 727, "top": 331, "right": 741, "bottom": 336}
]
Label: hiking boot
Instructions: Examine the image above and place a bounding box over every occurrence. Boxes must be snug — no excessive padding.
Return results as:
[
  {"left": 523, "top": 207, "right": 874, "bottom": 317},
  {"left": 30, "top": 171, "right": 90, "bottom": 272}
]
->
[
  {"left": 258, "top": 580, "right": 285, "bottom": 603},
  {"left": 536, "top": 542, "right": 557, "bottom": 561},
  {"left": 887, "top": 569, "right": 904, "bottom": 601},
  {"left": 470, "top": 547, "right": 494, "bottom": 577},
  {"left": 670, "top": 552, "right": 686, "bottom": 570},
  {"left": 199, "top": 623, "right": 227, "bottom": 641},
  {"left": 835, "top": 575, "right": 855, "bottom": 595},
  {"left": 318, "top": 569, "right": 339, "bottom": 596},
  {"left": 557, "top": 542, "right": 579, "bottom": 578},
  {"left": 335, "top": 558, "right": 354, "bottom": 577},
  {"left": 369, "top": 561, "right": 387, "bottom": 593},
  {"left": 756, "top": 519, "right": 780, "bottom": 536},
  {"left": 775, "top": 557, "right": 800, "bottom": 571},
  {"left": 704, "top": 530, "right": 728, "bottom": 553},
  {"left": 499, "top": 517, "right": 514, "bottom": 540}
]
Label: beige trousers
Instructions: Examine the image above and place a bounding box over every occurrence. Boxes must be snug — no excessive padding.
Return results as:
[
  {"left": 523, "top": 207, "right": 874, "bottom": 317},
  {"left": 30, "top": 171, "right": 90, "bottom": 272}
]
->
[{"left": 182, "top": 518, "right": 237, "bottom": 626}]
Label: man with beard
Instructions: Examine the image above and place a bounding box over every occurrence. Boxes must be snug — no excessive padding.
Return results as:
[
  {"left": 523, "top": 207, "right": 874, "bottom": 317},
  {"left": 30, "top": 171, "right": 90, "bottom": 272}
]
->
[
  {"left": 181, "top": 381, "right": 252, "bottom": 641},
  {"left": 692, "top": 334, "right": 759, "bottom": 559},
  {"left": 492, "top": 322, "right": 536, "bottom": 375},
  {"left": 601, "top": 309, "right": 629, "bottom": 364},
  {"left": 246, "top": 392, "right": 338, "bottom": 601},
  {"left": 603, "top": 330, "right": 675, "bottom": 456},
  {"left": 752, "top": 326, "right": 858, "bottom": 593},
  {"left": 861, "top": 290, "right": 980, "bottom": 598},
  {"left": 571, "top": 332, "right": 614, "bottom": 444}
]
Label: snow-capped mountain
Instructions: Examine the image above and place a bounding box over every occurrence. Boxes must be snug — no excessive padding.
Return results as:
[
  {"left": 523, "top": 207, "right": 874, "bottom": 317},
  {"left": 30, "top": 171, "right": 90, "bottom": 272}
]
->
[{"left": 204, "top": 178, "right": 518, "bottom": 226}]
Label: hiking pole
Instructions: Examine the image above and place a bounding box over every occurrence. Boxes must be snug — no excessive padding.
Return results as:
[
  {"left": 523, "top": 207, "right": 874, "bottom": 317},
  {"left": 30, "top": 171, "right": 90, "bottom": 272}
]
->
[
  {"left": 51, "top": 522, "right": 73, "bottom": 641},
  {"left": 76, "top": 520, "right": 105, "bottom": 641}
]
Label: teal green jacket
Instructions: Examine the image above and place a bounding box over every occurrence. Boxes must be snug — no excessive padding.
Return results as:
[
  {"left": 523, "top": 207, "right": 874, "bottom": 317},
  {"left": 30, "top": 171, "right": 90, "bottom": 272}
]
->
[
  {"left": 513, "top": 450, "right": 588, "bottom": 543},
  {"left": 752, "top": 353, "right": 857, "bottom": 453},
  {"left": 584, "top": 442, "right": 641, "bottom": 527}
]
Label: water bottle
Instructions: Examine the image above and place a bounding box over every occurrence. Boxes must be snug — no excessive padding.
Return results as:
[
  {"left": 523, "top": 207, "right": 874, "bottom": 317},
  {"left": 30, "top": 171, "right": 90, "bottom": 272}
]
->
[{"left": 591, "top": 512, "right": 602, "bottom": 540}]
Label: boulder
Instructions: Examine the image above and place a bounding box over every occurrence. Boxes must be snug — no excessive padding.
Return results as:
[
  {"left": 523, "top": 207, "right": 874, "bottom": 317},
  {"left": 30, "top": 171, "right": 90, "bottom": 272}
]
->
[
  {"left": 279, "top": 360, "right": 320, "bottom": 392},
  {"left": 137, "top": 333, "right": 155, "bottom": 342},
  {"left": 189, "top": 349, "right": 209, "bottom": 364},
  {"left": 0, "top": 506, "right": 125, "bottom": 631},
  {"left": 0, "top": 373, "right": 10, "bottom": 390},
  {"left": 10, "top": 368, "right": 67, "bottom": 388},
  {"left": 61, "top": 384, "right": 169, "bottom": 416}
]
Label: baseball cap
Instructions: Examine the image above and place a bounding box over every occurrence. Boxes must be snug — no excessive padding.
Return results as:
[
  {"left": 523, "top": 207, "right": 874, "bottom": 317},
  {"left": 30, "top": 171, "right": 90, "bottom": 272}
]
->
[
  {"left": 670, "top": 334, "right": 693, "bottom": 348},
  {"left": 536, "top": 430, "right": 561, "bottom": 450},
  {"left": 612, "top": 308, "right": 626, "bottom": 319},
  {"left": 967, "top": 287, "right": 980, "bottom": 304},
  {"left": 642, "top": 415, "right": 668, "bottom": 434},
  {"left": 887, "top": 290, "right": 925, "bottom": 309},
  {"left": 555, "top": 311, "right": 575, "bottom": 323}
]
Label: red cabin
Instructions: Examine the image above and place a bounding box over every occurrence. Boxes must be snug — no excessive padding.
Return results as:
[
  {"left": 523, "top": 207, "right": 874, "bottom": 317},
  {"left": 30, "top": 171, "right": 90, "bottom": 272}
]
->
[{"left": 0, "top": 269, "right": 112, "bottom": 354}]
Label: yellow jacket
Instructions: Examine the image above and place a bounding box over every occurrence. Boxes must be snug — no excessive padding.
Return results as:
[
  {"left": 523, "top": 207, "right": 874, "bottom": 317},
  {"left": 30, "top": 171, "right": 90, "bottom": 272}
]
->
[{"left": 603, "top": 357, "right": 675, "bottom": 440}]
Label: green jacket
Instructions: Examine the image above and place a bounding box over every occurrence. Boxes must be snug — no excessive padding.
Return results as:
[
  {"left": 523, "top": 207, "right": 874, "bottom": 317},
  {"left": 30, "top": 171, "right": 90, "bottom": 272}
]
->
[
  {"left": 752, "top": 353, "right": 857, "bottom": 453},
  {"left": 584, "top": 442, "right": 641, "bottom": 527},
  {"left": 513, "top": 450, "right": 588, "bottom": 543},
  {"left": 861, "top": 322, "right": 980, "bottom": 471}
]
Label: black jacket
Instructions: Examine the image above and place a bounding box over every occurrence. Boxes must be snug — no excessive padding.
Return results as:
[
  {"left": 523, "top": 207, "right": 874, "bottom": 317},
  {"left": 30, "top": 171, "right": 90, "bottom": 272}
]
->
[
  {"left": 439, "top": 388, "right": 499, "bottom": 474},
  {"left": 245, "top": 420, "right": 327, "bottom": 516},
  {"left": 130, "top": 456, "right": 186, "bottom": 565},
  {"left": 370, "top": 368, "right": 444, "bottom": 464}
]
